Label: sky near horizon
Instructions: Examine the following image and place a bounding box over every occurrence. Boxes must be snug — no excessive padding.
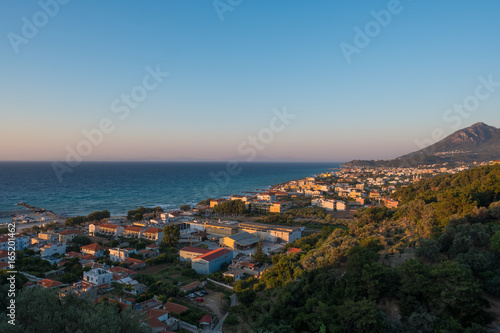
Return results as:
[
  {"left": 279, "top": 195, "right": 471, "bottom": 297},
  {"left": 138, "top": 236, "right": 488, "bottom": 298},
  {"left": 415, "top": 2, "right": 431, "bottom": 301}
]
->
[{"left": 1, "top": 0, "right": 499, "bottom": 162}]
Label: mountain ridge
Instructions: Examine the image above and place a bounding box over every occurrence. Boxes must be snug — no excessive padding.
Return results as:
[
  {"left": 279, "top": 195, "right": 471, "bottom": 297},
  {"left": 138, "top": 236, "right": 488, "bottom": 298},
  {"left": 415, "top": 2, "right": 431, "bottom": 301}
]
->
[{"left": 345, "top": 122, "right": 500, "bottom": 167}]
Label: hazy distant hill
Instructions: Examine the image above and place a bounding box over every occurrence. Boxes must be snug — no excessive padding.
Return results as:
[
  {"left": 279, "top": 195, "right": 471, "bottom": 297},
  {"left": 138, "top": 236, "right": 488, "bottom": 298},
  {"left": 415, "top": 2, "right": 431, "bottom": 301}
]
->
[{"left": 345, "top": 122, "right": 500, "bottom": 167}]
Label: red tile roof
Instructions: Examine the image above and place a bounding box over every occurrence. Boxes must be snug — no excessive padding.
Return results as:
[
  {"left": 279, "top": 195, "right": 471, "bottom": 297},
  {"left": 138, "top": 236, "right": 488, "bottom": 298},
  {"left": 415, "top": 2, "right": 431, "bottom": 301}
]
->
[
  {"left": 0, "top": 250, "right": 9, "bottom": 259},
  {"left": 144, "top": 227, "right": 162, "bottom": 234},
  {"left": 180, "top": 247, "right": 211, "bottom": 255},
  {"left": 108, "top": 266, "right": 136, "bottom": 275},
  {"left": 37, "top": 279, "right": 63, "bottom": 288},
  {"left": 124, "top": 226, "right": 144, "bottom": 232},
  {"left": 195, "top": 248, "right": 232, "bottom": 262},
  {"left": 199, "top": 314, "right": 212, "bottom": 325},
  {"left": 162, "top": 302, "right": 188, "bottom": 315},
  {"left": 81, "top": 243, "right": 104, "bottom": 251},
  {"left": 287, "top": 247, "right": 301, "bottom": 254},
  {"left": 65, "top": 251, "right": 82, "bottom": 258}
]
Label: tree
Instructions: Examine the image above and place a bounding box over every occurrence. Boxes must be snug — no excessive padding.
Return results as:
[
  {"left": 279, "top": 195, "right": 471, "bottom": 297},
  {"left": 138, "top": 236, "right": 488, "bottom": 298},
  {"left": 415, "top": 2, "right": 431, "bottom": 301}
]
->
[
  {"left": 162, "top": 225, "right": 180, "bottom": 247},
  {"left": 253, "top": 241, "right": 265, "bottom": 264},
  {"left": 491, "top": 230, "right": 500, "bottom": 253},
  {"left": 0, "top": 287, "right": 151, "bottom": 332},
  {"left": 179, "top": 204, "right": 191, "bottom": 211}
]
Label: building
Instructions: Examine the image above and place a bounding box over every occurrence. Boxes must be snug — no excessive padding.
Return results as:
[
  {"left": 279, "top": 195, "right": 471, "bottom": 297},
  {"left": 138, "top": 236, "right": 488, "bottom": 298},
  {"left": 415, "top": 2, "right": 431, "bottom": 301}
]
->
[
  {"left": 199, "top": 315, "right": 214, "bottom": 330},
  {"left": 191, "top": 248, "right": 233, "bottom": 275},
  {"left": 142, "top": 227, "right": 164, "bottom": 245},
  {"left": 109, "top": 247, "right": 136, "bottom": 262},
  {"left": 257, "top": 192, "right": 276, "bottom": 202},
  {"left": 204, "top": 222, "right": 238, "bottom": 237},
  {"left": 210, "top": 198, "right": 227, "bottom": 208},
  {"left": 81, "top": 243, "right": 104, "bottom": 257},
  {"left": 14, "top": 235, "right": 30, "bottom": 250},
  {"left": 58, "top": 229, "right": 83, "bottom": 243},
  {"left": 83, "top": 268, "right": 113, "bottom": 286},
  {"left": 336, "top": 201, "right": 347, "bottom": 211},
  {"left": 220, "top": 232, "right": 260, "bottom": 250},
  {"left": 40, "top": 243, "right": 67, "bottom": 257},
  {"left": 37, "top": 279, "right": 63, "bottom": 289},
  {"left": 38, "top": 231, "right": 58, "bottom": 243},
  {"left": 89, "top": 223, "right": 124, "bottom": 237},
  {"left": 179, "top": 247, "right": 211, "bottom": 262},
  {"left": 123, "top": 225, "right": 144, "bottom": 238},
  {"left": 382, "top": 198, "right": 399, "bottom": 209},
  {"left": 269, "top": 201, "right": 292, "bottom": 214},
  {"left": 239, "top": 222, "right": 302, "bottom": 243}
]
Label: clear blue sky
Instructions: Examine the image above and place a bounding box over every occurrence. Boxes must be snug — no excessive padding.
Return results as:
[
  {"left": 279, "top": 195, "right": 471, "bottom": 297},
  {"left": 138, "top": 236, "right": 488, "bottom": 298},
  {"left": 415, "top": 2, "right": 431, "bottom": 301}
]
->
[{"left": 1, "top": 0, "right": 499, "bottom": 162}]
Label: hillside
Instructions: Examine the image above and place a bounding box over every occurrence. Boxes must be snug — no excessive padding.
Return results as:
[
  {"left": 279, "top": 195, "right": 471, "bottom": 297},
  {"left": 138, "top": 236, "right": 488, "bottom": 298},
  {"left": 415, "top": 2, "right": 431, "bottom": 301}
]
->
[
  {"left": 345, "top": 122, "right": 500, "bottom": 167},
  {"left": 226, "top": 164, "right": 500, "bottom": 332}
]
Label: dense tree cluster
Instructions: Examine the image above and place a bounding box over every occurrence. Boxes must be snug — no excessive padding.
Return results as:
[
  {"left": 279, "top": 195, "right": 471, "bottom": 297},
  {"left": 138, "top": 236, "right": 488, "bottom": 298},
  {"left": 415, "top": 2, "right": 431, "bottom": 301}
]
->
[
  {"left": 0, "top": 287, "right": 151, "bottom": 333},
  {"left": 126, "top": 206, "right": 163, "bottom": 221},
  {"left": 213, "top": 200, "right": 246, "bottom": 214},
  {"left": 65, "top": 210, "right": 110, "bottom": 226},
  {"left": 227, "top": 165, "right": 500, "bottom": 332}
]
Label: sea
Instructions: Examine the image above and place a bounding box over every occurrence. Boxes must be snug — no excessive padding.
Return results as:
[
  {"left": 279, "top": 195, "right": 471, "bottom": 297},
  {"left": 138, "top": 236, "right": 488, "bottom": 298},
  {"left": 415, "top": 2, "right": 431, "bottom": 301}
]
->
[{"left": 0, "top": 162, "right": 340, "bottom": 220}]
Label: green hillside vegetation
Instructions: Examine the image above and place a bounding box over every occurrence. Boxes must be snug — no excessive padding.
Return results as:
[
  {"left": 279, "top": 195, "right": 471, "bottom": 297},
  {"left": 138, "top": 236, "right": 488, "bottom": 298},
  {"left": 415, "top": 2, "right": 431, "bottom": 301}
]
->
[{"left": 227, "top": 164, "right": 500, "bottom": 332}]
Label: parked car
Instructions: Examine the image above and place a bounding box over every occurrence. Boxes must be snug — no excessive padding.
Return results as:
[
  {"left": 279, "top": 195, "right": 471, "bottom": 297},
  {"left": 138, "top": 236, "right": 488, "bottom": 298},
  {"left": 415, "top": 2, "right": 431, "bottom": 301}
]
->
[
  {"left": 195, "top": 291, "right": 204, "bottom": 297},
  {"left": 188, "top": 293, "right": 196, "bottom": 298},
  {"left": 201, "top": 290, "right": 208, "bottom": 295},
  {"left": 196, "top": 298, "right": 203, "bottom": 302}
]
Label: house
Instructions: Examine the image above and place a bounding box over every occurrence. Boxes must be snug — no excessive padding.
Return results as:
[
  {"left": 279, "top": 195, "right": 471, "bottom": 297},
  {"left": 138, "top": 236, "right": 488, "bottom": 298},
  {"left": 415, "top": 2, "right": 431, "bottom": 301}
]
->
[
  {"left": 123, "top": 225, "right": 144, "bottom": 238},
  {"left": 124, "top": 257, "right": 146, "bottom": 270},
  {"left": 109, "top": 247, "right": 136, "bottom": 262},
  {"left": 210, "top": 198, "right": 227, "bottom": 208},
  {"left": 40, "top": 243, "right": 67, "bottom": 257},
  {"left": 15, "top": 235, "right": 30, "bottom": 250},
  {"left": 257, "top": 192, "right": 276, "bottom": 202},
  {"left": 145, "top": 244, "right": 160, "bottom": 252},
  {"left": 108, "top": 266, "right": 137, "bottom": 276},
  {"left": 89, "top": 223, "right": 124, "bottom": 237},
  {"left": 115, "top": 276, "right": 147, "bottom": 295},
  {"left": 37, "top": 278, "right": 63, "bottom": 289},
  {"left": 83, "top": 268, "right": 113, "bottom": 286},
  {"left": 220, "top": 232, "right": 259, "bottom": 250},
  {"left": 382, "top": 198, "right": 399, "bottom": 209},
  {"left": 199, "top": 315, "right": 213, "bottom": 330},
  {"left": 191, "top": 248, "right": 233, "bottom": 275},
  {"left": 179, "top": 247, "right": 211, "bottom": 262},
  {"left": 180, "top": 280, "right": 204, "bottom": 293},
  {"left": 269, "top": 201, "right": 291, "bottom": 213},
  {"left": 143, "top": 227, "right": 164, "bottom": 245},
  {"left": 81, "top": 243, "right": 104, "bottom": 257},
  {"left": 162, "top": 302, "right": 188, "bottom": 316},
  {"left": 223, "top": 269, "right": 245, "bottom": 281},
  {"left": 336, "top": 201, "right": 347, "bottom": 211},
  {"left": 58, "top": 229, "right": 83, "bottom": 243},
  {"left": 146, "top": 308, "right": 178, "bottom": 332},
  {"left": 38, "top": 231, "right": 58, "bottom": 243}
]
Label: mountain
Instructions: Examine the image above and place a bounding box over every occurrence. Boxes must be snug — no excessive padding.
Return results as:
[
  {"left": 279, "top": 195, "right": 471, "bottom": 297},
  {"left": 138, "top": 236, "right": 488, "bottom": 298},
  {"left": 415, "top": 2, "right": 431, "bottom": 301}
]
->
[{"left": 345, "top": 122, "right": 500, "bottom": 167}]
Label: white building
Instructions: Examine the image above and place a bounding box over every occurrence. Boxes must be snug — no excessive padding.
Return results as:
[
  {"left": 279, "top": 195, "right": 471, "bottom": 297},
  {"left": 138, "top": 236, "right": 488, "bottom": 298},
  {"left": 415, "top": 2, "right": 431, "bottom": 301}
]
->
[
  {"left": 40, "top": 243, "right": 67, "bottom": 257},
  {"left": 83, "top": 268, "right": 113, "bottom": 286},
  {"left": 109, "top": 247, "right": 136, "bottom": 262}
]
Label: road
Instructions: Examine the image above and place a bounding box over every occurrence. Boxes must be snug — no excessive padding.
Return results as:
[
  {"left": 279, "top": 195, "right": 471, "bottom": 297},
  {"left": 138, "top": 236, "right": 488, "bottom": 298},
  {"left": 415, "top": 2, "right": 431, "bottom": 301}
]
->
[{"left": 211, "top": 294, "right": 237, "bottom": 332}]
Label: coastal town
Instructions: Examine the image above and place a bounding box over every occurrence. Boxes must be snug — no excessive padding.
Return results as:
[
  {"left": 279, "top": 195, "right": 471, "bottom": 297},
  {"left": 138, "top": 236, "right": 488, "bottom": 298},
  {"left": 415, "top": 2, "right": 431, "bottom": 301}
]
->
[{"left": 0, "top": 161, "right": 494, "bottom": 333}]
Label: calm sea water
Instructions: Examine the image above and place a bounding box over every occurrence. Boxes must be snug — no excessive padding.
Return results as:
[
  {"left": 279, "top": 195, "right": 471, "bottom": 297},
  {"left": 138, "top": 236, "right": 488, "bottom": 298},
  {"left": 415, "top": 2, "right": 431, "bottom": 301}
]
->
[{"left": 0, "top": 162, "right": 339, "bottom": 217}]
